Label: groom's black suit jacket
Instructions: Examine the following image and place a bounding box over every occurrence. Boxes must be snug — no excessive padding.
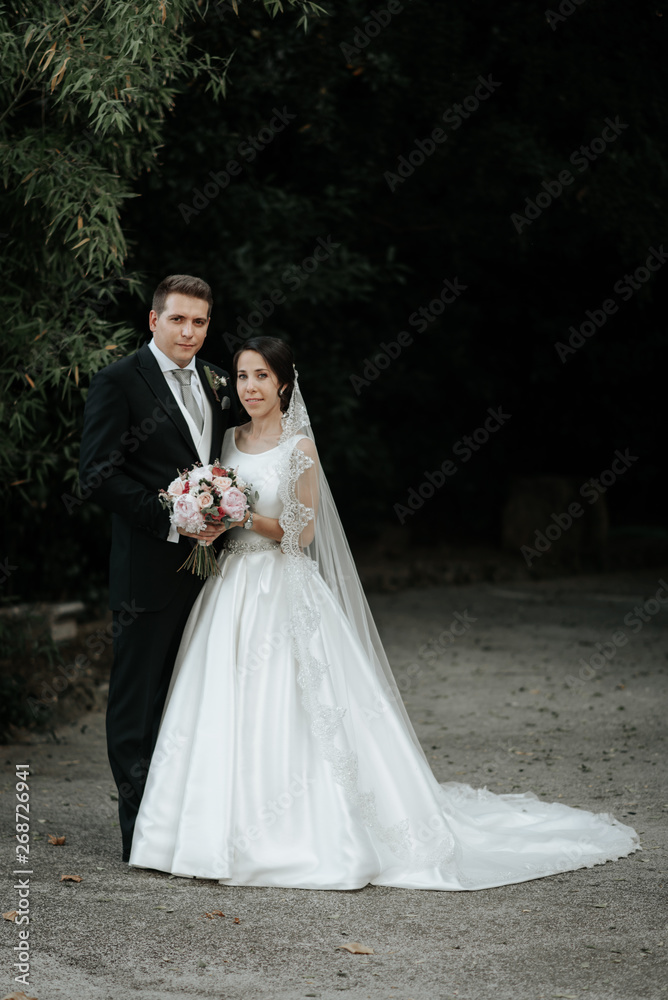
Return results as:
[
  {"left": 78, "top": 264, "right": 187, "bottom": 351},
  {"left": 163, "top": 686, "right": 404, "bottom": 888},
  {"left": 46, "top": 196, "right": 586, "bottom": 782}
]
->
[{"left": 79, "top": 341, "right": 237, "bottom": 612}]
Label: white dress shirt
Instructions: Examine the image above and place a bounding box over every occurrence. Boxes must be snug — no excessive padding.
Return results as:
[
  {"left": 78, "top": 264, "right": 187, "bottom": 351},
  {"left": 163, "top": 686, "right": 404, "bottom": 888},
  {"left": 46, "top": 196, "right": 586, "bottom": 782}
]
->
[
  {"left": 148, "top": 337, "right": 205, "bottom": 422},
  {"left": 148, "top": 338, "right": 209, "bottom": 543}
]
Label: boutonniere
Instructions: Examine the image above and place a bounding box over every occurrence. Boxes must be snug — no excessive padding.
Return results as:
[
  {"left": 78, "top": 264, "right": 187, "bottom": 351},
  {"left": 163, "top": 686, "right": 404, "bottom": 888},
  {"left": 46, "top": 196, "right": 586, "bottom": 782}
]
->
[{"left": 203, "top": 365, "right": 230, "bottom": 409}]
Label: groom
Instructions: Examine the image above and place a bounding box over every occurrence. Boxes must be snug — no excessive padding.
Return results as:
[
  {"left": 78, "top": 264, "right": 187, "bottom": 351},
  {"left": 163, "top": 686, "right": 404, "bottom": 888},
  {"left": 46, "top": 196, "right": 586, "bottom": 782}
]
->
[{"left": 79, "top": 274, "right": 237, "bottom": 861}]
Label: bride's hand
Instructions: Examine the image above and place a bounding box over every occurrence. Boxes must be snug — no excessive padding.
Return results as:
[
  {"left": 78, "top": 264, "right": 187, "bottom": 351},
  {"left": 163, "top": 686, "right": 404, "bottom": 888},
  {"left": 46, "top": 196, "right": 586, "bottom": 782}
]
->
[
  {"left": 205, "top": 510, "right": 250, "bottom": 536},
  {"left": 226, "top": 510, "right": 251, "bottom": 530},
  {"left": 177, "top": 525, "right": 226, "bottom": 546}
]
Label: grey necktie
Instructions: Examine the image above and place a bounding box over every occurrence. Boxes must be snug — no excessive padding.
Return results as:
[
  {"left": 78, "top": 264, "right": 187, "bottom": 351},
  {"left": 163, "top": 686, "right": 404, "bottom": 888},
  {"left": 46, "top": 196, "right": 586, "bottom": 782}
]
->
[{"left": 171, "top": 368, "right": 203, "bottom": 434}]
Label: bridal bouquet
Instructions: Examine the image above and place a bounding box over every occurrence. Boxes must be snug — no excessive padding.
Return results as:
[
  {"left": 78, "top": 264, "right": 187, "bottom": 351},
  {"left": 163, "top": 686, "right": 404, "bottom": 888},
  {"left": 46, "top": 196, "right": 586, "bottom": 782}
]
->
[{"left": 159, "top": 462, "right": 257, "bottom": 579}]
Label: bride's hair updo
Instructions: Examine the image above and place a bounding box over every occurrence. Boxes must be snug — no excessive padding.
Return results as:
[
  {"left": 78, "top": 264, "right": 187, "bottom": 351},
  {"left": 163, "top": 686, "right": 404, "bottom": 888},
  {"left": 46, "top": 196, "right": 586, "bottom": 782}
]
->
[{"left": 233, "top": 336, "right": 295, "bottom": 414}]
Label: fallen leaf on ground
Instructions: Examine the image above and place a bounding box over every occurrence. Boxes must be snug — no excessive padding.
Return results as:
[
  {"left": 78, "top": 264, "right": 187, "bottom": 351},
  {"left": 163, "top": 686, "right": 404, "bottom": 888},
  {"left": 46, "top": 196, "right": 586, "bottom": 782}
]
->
[
  {"left": 2, "top": 911, "right": 18, "bottom": 921},
  {"left": 60, "top": 874, "right": 82, "bottom": 882},
  {"left": 2, "top": 992, "right": 39, "bottom": 1000},
  {"left": 338, "top": 942, "right": 374, "bottom": 954},
  {"left": 48, "top": 834, "right": 66, "bottom": 845}
]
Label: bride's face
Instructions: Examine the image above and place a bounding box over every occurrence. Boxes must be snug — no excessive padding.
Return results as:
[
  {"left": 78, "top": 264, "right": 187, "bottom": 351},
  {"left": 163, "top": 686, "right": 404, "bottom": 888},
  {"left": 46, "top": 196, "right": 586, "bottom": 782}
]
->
[{"left": 236, "top": 350, "right": 283, "bottom": 419}]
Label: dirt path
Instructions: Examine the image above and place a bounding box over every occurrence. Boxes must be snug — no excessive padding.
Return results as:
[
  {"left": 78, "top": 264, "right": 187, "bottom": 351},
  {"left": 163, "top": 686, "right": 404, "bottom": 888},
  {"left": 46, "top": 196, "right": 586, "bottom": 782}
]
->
[{"left": 2, "top": 567, "right": 667, "bottom": 1000}]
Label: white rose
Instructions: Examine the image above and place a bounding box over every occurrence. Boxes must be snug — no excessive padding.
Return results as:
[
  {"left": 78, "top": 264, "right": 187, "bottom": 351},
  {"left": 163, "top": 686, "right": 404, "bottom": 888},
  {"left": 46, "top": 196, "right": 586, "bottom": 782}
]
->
[{"left": 189, "top": 465, "right": 212, "bottom": 485}]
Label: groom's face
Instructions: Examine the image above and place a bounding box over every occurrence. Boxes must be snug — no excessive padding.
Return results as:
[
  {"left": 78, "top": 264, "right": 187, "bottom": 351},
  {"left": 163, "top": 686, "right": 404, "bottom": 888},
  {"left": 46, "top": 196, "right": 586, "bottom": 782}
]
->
[{"left": 149, "top": 292, "right": 210, "bottom": 368}]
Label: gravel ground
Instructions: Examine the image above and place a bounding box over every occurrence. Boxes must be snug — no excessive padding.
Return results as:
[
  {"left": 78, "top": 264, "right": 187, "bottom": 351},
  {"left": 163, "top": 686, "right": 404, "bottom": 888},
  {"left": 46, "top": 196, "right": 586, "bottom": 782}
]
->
[{"left": 1, "top": 566, "right": 667, "bottom": 1000}]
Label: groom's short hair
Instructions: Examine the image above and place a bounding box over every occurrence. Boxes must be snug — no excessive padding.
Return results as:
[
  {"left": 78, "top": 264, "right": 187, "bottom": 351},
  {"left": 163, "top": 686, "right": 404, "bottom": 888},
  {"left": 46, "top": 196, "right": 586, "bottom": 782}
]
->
[{"left": 152, "top": 275, "right": 213, "bottom": 318}]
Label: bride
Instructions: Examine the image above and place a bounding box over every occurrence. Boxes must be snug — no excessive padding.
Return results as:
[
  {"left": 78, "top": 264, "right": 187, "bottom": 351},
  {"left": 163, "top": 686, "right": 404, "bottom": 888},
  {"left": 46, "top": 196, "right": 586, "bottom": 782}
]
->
[{"left": 128, "top": 336, "right": 640, "bottom": 890}]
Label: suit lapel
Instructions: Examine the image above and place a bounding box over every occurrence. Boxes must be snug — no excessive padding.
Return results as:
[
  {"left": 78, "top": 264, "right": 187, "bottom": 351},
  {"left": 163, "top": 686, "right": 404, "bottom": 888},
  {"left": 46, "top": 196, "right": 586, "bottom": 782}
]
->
[
  {"left": 135, "top": 343, "right": 199, "bottom": 458},
  {"left": 197, "top": 358, "right": 225, "bottom": 463}
]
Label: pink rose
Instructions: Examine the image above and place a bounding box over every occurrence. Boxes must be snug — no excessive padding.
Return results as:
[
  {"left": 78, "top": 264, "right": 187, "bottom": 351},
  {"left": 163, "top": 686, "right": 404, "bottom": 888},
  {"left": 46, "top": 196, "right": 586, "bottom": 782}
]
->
[
  {"left": 167, "top": 477, "right": 184, "bottom": 497},
  {"left": 197, "top": 491, "right": 213, "bottom": 509},
  {"left": 213, "top": 476, "right": 232, "bottom": 491},
  {"left": 220, "top": 486, "right": 247, "bottom": 522}
]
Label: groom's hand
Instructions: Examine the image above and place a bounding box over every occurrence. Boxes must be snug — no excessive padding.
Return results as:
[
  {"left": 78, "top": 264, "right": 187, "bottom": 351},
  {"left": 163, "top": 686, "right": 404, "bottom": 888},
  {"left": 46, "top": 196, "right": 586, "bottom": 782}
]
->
[{"left": 177, "top": 525, "right": 226, "bottom": 546}]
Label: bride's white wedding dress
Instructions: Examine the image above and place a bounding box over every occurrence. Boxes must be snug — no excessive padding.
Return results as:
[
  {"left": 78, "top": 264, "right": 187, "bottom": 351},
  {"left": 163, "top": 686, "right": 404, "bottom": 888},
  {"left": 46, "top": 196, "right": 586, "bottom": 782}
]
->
[{"left": 128, "top": 425, "right": 640, "bottom": 890}]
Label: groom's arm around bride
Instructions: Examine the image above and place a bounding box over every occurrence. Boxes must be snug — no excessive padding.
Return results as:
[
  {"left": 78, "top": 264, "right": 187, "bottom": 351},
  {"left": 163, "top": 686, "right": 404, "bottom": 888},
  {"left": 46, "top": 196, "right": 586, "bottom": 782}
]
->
[{"left": 78, "top": 274, "right": 237, "bottom": 861}]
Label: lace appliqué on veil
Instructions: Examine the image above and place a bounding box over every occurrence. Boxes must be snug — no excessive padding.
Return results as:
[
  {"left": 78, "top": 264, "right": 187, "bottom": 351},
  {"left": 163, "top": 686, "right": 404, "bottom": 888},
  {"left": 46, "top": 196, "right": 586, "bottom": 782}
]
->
[{"left": 277, "top": 439, "right": 455, "bottom": 870}]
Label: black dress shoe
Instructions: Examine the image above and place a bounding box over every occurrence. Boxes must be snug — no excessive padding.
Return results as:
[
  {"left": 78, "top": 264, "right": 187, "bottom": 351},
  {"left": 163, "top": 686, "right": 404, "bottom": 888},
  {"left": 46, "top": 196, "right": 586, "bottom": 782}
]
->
[{"left": 122, "top": 850, "right": 131, "bottom": 863}]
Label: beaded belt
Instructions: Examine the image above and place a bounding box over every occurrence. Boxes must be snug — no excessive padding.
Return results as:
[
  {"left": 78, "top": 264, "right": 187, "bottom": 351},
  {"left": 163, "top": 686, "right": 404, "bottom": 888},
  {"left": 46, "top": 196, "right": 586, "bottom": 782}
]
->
[{"left": 225, "top": 537, "right": 281, "bottom": 554}]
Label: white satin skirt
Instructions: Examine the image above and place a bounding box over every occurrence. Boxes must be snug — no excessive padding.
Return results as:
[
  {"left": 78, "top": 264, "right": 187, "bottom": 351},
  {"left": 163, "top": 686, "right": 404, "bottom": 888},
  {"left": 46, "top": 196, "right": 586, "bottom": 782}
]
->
[{"left": 128, "top": 546, "right": 640, "bottom": 890}]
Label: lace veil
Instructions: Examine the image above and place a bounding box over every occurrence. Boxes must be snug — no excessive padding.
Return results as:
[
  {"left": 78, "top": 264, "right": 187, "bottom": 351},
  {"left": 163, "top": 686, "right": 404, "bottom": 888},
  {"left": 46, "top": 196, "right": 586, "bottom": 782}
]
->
[{"left": 275, "top": 371, "right": 456, "bottom": 869}]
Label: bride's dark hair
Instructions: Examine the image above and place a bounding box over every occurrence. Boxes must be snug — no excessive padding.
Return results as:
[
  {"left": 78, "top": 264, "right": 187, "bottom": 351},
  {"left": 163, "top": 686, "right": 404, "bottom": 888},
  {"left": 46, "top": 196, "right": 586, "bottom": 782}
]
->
[{"left": 232, "top": 337, "right": 295, "bottom": 414}]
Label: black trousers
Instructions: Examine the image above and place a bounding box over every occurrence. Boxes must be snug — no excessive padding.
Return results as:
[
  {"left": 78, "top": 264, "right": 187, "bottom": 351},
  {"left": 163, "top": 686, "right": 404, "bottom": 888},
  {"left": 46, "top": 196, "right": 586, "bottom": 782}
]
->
[{"left": 107, "top": 571, "right": 203, "bottom": 859}]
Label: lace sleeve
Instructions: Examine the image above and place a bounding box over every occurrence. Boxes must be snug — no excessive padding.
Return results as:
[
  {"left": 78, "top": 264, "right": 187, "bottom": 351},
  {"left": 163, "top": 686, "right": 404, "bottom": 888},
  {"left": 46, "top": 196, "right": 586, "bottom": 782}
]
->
[{"left": 278, "top": 436, "right": 319, "bottom": 553}]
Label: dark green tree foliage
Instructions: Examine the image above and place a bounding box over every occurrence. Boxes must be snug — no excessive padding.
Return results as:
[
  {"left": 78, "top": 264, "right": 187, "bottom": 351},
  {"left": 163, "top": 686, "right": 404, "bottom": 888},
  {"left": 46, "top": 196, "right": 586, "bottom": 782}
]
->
[
  {"left": 1, "top": 0, "right": 666, "bottom": 602},
  {"left": 0, "top": 0, "right": 322, "bottom": 601}
]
